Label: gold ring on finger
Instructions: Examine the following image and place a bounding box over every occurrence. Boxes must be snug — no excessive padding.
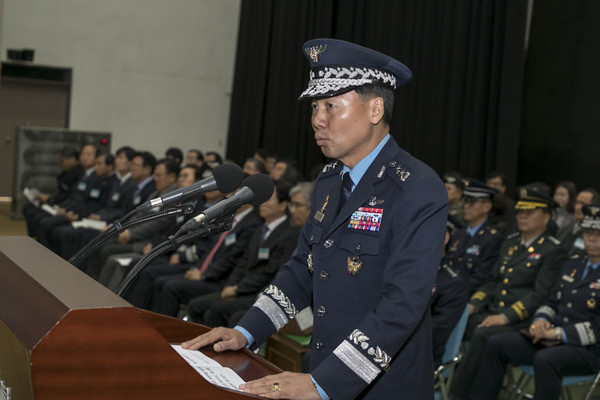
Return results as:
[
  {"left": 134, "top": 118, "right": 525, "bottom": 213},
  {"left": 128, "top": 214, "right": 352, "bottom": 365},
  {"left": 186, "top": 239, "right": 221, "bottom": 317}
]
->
[{"left": 271, "top": 382, "right": 281, "bottom": 392}]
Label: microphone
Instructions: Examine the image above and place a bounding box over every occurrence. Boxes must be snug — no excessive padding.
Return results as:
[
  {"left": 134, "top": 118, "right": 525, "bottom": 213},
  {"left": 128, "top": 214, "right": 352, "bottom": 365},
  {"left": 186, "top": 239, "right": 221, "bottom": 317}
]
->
[
  {"left": 137, "top": 163, "right": 243, "bottom": 211},
  {"left": 179, "top": 174, "right": 274, "bottom": 233}
]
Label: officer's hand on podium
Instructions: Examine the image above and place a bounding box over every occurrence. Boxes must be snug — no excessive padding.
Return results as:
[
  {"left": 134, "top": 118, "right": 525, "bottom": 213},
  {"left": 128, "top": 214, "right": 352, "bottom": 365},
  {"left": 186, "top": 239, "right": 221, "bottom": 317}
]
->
[
  {"left": 181, "top": 327, "right": 248, "bottom": 352},
  {"left": 240, "top": 372, "right": 321, "bottom": 400}
]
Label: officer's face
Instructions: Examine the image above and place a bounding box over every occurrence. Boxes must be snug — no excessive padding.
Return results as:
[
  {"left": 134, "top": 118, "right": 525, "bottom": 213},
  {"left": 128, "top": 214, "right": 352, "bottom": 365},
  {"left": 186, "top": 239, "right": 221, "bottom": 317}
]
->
[
  {"left": 584, "top": 229, "right": 600, "bottom": 259},
  {"left": 575, "top": 191, "right": 594, "bottom": 221},
  {"left": 311, "top": 91, "right": 380, "bottom": 169},
  {"left": 463, "top": 198, "right": 491, "bottom": 224},
  {"left": 259, "top": 189, "right": 287, "bottom": 223},
  {"left": 177, "top": 167, "right": 197, "bottom": 188},
  {"left": 516, "top": 209, "right": 550, "bottom": 234}
]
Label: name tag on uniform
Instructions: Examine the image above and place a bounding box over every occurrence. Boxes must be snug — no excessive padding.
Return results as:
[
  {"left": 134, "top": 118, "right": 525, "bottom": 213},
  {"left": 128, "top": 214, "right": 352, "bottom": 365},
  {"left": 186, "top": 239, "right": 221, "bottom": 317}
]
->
[
  {"left": 574, "top": 237, "right": 585, "bottom": 250},
  {"left": 111, "top": 192, "right": 120, "bottom": 202},
  {"left": 258, "top": 247, "right": 270, "bottom": 260},
  {"left": 225, "top": 233, "right": 237, "bottom": 246},
  {"left": 77, "top": 182, "right": 87, "bottom": 191},
  {"left": 562, "top": 274, "right": 574, "bottom": 283},
  {"left": 89, "top": 188, "right": 101, "bottom": 199},
  {"left": 348, "top": 207, "right": 383, "bottom": 232}
]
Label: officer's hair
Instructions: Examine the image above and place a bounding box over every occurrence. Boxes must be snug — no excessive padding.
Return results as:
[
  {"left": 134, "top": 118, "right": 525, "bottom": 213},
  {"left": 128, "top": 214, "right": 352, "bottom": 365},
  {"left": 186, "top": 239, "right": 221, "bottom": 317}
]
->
[
  {"left": 274, "top": 180, "right": 293, "bottom": 204},
  {"left": 181, "top": 164, "right": 203, "bottom": 181},
  {"left": 134, "top": 151, "right": 157, "bottom": 174},
  {"left": 116, "top": 146, "right": 136, "bottom": 161},
  {"left": 354, "top": 84, "right": 395, "bottom": 126},
  {"left": 102, "top": 153, "right": 115, "bottom": 167},
  {"left": 289, "top": 181, "right": 315, "bottom": 210},
  {"left": 165, "top": 147, "right": 183, "bottom": 164},
  {"left": 81, "top": 144, "right": 100, "bottom": 157},
  {"left": 157, "top": 158, "right": 181, "bottom": 177},
  {"left": 581, "top": 188, "right": 600, "bottom": 204},
  {"left": 244, "top": 157, "right": 267, "bottom": 174},
  {"left": 188, "top": 149, "right": 204, "bottom": 161}
]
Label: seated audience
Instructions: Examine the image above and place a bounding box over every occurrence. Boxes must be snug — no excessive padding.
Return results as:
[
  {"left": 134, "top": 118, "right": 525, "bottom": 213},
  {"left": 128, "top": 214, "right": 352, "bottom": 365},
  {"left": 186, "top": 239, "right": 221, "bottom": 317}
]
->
[
  {"left": 557, "top": 188, "right": 600, "bottom": 256},
  {"left": 165, "top": 147, "right": 183, "bottom": 165},
  {"left": 468, "top": 204, "right": 600, "bottom": 400},
  {"left": 449, "top": 187, "right": 567, "bottom": 399},
  {"left": 552, "top": 180, "right": 577, "bottom": 230},
  {"left": 242, "top": 157, "right": 267, "bottom": 177},
  {"left": 443, "top": 171, "right": 465, "bottom": 224},
  {"left": 287, "top": 181, "right": 314, "bottom": 227},
  {"left": 432, "top": 215, "right": 470, "bottom": 369},
  {"left": 186, "top": 180, "right": 299, "bottom": 328}
]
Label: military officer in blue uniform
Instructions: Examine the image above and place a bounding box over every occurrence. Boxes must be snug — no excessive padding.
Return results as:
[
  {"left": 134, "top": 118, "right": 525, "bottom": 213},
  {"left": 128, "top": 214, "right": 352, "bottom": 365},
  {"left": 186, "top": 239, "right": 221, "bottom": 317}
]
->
[
  {"left": 468, "top": 204, "right": 600, "bottom": 400},
  {"left": 449, "top": 187, "right": 567, "bottom": 399},
  {"left": 183, "top": 38, "right": 448, "bottom": 399},
  {"left": 432, "top": 215, "right": 470, "bottom": 369},
  {"left": 443, "top": 178, "right": 503, "bottom": 294}
]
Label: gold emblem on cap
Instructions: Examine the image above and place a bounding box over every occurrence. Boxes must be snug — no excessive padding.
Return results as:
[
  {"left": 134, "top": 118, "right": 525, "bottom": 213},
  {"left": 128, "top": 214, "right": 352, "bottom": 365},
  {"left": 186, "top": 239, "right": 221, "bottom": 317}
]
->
[
  {"left": 592, "top": 207, "right": 598, "bottom": 216},
  {"left": 305, "top": 44, "right": 327, "bottom": 63},
  {"left": 520, "top": 188, "right": 527, "bottom": 198}
]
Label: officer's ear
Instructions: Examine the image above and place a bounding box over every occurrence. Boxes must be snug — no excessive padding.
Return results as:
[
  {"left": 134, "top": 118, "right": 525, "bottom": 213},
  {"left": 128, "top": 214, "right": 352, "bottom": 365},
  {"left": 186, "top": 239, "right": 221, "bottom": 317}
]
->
[{"left": 369, "top": 97, "right": 385, "bottom": 125}]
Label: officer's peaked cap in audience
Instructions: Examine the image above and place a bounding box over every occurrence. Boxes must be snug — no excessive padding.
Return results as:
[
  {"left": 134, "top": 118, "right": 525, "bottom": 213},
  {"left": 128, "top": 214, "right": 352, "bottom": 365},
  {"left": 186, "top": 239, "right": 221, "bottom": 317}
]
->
[
  {"left": 581, "top": 205, "right": 600, "bottom": 231},
  {"left": 515, "top": 187, "right": 557, "bottom": 210},
  {"left": 463, "top": 178, "right": 497, "bottom": 199},
  {"left": 299, "top": 38, "right": 412, "bottom": 99}
]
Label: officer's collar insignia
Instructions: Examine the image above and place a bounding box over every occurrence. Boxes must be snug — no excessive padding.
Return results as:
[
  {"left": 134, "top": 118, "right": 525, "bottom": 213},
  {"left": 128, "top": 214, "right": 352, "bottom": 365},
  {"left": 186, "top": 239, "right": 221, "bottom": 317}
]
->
[
  {"left": 537, "top": 237, "right": 545, "bottom": 244},
  {"left": 377, "top": 165, "right": 386, "bottom": 179},
  {"left": 394, "top": 166, "right": 410, "bottom": 181},
  {"left": 305, "top": 44, "right": 327, "bottom": 63},
  {"left": 367, "top": 196, "right": 384, "bottom": 206},
  {"left": 571, "top": 269, "right": 577, "bottom": 277},
  {"left": 322, "top": 161, "right": 339, "bottom": 173}
]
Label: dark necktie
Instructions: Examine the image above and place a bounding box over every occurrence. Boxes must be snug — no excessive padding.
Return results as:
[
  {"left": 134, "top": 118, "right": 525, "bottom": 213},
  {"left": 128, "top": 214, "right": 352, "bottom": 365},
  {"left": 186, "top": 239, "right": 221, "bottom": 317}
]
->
[
  {"left": 339, "top": 172, "right": 354, "bottom": 210},
  {"left": 260, "top": 225, "right": 270, "bottom": 243}
]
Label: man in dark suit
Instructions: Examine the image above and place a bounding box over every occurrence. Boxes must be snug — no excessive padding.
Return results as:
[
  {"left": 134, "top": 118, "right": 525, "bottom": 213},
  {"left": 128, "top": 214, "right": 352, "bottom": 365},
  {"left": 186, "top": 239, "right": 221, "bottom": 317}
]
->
[
  {"left": 125, "top": 199, "right": 263, "bottom": 313},
  {"left": 183, "top": 38, "right": 448, "bottom": 400},
  {"left": 468, "top": 204, "right": 600, "bottom": 400},
  {"left": 185, "top": 180, "right": 298, "bottom": 327},
  {"left": 443, "top": 178, "right": 504, "bottom": 294},
  {"left": 449, "top": 187, "right": 567, "bottom": 399}
]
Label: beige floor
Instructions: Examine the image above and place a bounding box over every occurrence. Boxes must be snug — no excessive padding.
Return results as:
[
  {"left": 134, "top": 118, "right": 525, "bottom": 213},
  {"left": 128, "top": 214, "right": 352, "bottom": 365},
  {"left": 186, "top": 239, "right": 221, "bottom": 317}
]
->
[{"left": 0, "top": 200, "right": 27, "bottom": 236}]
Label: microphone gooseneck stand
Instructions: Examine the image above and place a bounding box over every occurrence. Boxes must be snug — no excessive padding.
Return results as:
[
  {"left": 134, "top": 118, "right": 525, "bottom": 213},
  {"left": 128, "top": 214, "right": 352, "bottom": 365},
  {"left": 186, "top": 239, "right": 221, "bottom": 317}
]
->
[
  {"left": 115, "top": 215, "right": 234, "bottom": 298},
  {"left": 68, "top": 201, "right": 198, "bottom": 268}
]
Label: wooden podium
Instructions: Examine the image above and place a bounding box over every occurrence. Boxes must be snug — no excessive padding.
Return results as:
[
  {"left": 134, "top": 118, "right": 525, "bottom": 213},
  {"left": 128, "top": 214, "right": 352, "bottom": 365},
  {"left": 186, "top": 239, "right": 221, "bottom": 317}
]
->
[{"left": 0, "top": 237, "right": 280, "bottom": 399}]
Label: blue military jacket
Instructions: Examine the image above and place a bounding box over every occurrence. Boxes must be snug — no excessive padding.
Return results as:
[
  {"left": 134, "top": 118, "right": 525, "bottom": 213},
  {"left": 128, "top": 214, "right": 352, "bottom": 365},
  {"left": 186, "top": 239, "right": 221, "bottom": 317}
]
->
[
  {"left": 443, "top": 221, "right": 503, "bottom": 294},
  {"left": 238, "top": 137, "right": 448, "bottom": 399},
  {"left": 536, "top": 255, "right": 600, "bottom": 352}
]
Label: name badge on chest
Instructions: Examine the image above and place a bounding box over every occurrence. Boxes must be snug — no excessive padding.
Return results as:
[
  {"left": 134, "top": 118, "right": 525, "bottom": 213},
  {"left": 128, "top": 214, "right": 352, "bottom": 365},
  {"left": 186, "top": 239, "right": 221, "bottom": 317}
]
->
[
  {"left": 225, "top": 233, "right": 237, "bottom": 246},
  {"left": 77, "top": 182, "right": 87, "bottom": 191},
  {"left": 258, "top": 247, "right": 270, "bottom": 260},
  {"left": 348, "top": 207, "right": 383, "bottom": 232},
  {"left": 90, "top": 188, "right": 101, "bottom": 199},
  {"left": 111, "top": 192, "right": 120, "bottom": 202}
]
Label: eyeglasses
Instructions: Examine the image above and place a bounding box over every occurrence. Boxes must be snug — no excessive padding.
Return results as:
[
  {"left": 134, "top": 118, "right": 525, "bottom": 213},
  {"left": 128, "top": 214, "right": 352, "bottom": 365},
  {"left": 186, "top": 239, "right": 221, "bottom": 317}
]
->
[{"left": 288, "top": 202, "right": 308, "bottom": 210}]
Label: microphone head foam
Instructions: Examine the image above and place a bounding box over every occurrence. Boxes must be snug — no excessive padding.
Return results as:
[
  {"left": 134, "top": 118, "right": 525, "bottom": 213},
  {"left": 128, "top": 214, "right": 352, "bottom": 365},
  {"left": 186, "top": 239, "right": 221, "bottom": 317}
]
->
[
  {"left": 213, "top": 163, "right": 244, "bottom": 193},
  {"left": 244, "top": 174, "right": 275, "bottom": 206}
]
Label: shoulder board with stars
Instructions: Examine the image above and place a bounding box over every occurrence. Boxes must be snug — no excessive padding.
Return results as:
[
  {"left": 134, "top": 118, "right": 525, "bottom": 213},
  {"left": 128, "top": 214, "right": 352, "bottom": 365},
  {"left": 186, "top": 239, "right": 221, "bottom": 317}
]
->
[{"left": 384, "top": 160, "right": 411, "bottom": 182}]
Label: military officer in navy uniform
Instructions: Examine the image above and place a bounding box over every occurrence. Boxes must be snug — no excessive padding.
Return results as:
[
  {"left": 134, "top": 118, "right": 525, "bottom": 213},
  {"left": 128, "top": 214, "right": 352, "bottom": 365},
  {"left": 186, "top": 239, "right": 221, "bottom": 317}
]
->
[
  {"left": 183, "top": 38, "right": 448, "bottom": 399},
  {"left": 443, "top": 178, "right": 504, "bottom": 294},
  {"left": 468, "top": 204, "right": 600, "bottom": 400},
  {"left": 449, "top": 187, "right": 567, "bottom": 399},
  {"left": 432, "top": 215, "right": 470, "bottom": 369}
]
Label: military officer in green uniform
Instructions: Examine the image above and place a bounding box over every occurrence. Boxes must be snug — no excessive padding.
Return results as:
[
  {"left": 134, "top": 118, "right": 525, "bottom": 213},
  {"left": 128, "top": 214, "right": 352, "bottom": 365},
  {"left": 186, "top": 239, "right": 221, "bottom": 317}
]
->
[{"left": 449, "top": 187, "right": 567, "bottom": 399}]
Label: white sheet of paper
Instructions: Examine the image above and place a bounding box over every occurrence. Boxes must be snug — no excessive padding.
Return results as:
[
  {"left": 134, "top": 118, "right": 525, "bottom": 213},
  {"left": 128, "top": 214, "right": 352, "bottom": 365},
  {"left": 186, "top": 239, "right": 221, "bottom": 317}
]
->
[
  {"left": 41, "top": 204, "right": 58, "bottom": 216},
  {"left": 115, "top": 258, "right": 133, "bottom": 267},
  {"left": 23, "top": 187, "right": 40, "bottom": 207},
  {"left": 71, "top": 218, "right": 107, "bottom": 230},
  {"left": 171, "top": 345, "right": 246, "bottom": 391}
]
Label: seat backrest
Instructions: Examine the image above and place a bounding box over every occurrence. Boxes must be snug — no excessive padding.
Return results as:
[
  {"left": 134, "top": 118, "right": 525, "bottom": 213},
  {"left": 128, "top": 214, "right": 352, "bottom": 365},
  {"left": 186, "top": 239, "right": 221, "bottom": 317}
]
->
[{"left": 441, "top": 304, "right": 469, "bottom": 364}]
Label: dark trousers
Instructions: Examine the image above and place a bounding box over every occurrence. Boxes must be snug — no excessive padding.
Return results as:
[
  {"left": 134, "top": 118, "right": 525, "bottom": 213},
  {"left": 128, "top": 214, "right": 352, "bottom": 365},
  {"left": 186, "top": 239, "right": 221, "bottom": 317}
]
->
[
  {"left": 450, "top": 312, "right": 530, "bottom": 398},
  {"left": 468, "top": 331, "right": 597, "bottom": 400},
  {"left": 187, "top": 292, "right": 256, "bottom": 327},
  {"left": 153, "top": 278, "right": 223, "bottom": 317},
  {"left": 123, "top": 262, "right": 190, "bottom": 309}
]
